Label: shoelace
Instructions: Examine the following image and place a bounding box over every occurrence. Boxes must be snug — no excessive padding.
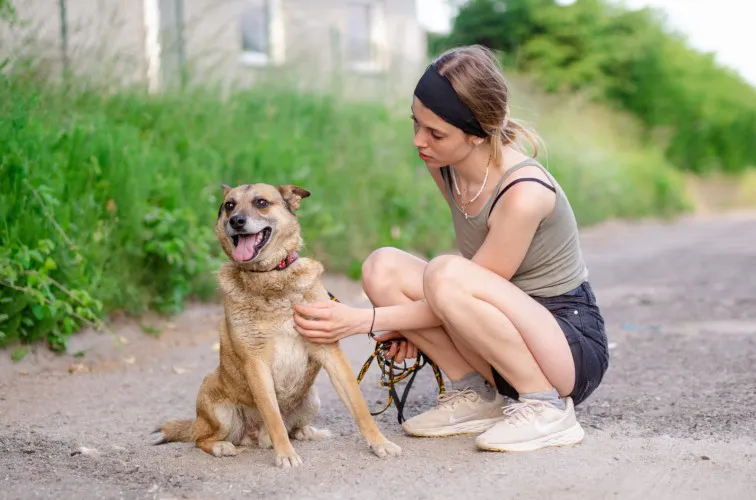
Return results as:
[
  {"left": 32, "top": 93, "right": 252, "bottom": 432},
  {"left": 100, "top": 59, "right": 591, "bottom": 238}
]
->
[
  {"left": 500, "top": 400, "right": 547, "bottom": 426},
  {"left": 436, "top": 388, "right": 480, "bottom": 410}
]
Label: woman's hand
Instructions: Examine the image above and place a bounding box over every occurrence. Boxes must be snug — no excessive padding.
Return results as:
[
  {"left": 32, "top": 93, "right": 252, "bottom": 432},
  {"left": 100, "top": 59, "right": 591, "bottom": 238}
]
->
[
  {"left": 373, "top": 330, "right": 418, "bottom": 364},
  {"left": 293, "top": 301, "right": 372, "bottom": 344}
]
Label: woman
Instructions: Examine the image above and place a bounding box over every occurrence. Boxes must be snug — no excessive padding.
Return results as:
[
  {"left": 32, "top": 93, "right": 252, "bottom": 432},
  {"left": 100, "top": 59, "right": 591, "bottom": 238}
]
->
[{"left": 293, "top": 45, "right": 609, "bottom": 453}]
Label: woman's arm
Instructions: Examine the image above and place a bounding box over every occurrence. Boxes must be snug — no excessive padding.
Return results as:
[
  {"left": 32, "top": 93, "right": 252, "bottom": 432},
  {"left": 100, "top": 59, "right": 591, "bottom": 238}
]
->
[
  {"left": 292, "top": 297, "right": 441, "bottom": 344},
  {"left": 372, "top": 298, "right": 442, "bottom": 332}
]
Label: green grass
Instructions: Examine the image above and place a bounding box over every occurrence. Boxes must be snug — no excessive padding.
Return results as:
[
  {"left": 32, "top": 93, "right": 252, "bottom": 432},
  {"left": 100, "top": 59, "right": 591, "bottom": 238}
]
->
[{"left": 0, "top": 69, "right": 690, "bottom": 352}]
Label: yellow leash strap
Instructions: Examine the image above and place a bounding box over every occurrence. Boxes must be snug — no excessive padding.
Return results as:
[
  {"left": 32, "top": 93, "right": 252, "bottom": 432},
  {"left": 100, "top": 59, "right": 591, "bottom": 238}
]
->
[{"left": 328, "top": 291, "right": 446, "bottom": 424}]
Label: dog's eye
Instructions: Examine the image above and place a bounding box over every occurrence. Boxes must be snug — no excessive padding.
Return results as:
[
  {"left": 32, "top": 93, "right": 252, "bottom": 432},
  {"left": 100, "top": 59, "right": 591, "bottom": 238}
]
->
[
  {"left": 224, "top": 201, "right": 235, "bottom": 211},
  {"left": 254, "top": 198, "right": 270, "bottom": 209}
]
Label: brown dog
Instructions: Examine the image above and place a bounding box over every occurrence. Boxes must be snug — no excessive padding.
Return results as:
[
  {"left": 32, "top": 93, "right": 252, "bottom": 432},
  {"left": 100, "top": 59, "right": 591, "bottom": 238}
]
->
[{"left": 154, "top": 183, "right": 401, "bottom": 467}]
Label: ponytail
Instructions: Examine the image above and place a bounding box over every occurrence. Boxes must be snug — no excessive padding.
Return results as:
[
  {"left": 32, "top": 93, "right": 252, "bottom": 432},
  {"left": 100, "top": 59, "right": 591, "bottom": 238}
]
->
[
  {"left": 487, "top": 117, "right": 542, "bottom": 165},
  {"left": 501, "top": 117, "right": 542, "bottom": 158}
]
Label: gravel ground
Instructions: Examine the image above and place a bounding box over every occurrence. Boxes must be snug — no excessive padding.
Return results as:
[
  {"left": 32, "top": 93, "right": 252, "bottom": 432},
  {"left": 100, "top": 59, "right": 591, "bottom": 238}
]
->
[{"left": 1, "top": 211, "right": 755, "bottom": 500}]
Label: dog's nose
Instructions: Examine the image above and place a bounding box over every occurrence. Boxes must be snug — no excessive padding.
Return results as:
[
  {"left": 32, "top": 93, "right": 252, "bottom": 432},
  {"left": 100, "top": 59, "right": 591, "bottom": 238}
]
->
[{"left": 229, "top": 214, "right": 247, "bottom": 230}]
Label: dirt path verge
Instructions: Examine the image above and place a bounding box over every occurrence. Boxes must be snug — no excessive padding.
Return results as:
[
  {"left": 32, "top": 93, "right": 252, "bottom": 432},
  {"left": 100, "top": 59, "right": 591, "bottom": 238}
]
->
[{"left": 2, "top": 211, "right": 755, "bottom": 499}]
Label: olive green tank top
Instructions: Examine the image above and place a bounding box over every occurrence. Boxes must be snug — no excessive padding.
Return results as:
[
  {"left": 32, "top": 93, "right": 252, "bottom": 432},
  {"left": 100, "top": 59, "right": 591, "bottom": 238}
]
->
[{"left": 440, "top": 158, "right": 588, "bottom": 298}]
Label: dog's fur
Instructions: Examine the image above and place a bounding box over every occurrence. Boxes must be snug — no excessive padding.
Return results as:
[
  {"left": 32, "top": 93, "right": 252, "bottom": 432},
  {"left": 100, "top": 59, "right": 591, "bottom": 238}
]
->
[{"left": 154, "top": 183, "right": 400, "bottom": 467}]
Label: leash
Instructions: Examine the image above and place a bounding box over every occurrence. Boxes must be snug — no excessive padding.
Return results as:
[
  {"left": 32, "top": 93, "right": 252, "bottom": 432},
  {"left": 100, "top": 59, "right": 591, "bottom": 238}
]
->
[
  {"left": 328, "top": 292, "right": 446, "bottom": 424},
  {"left": 356, "top": 337, "right": 445, "bottom": 424}
]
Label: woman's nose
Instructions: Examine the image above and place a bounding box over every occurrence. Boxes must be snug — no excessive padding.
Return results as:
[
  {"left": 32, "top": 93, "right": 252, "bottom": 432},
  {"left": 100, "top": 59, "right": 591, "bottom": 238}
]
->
[{"left": 413, "top": 130, "right": 427, "bottom": 149}]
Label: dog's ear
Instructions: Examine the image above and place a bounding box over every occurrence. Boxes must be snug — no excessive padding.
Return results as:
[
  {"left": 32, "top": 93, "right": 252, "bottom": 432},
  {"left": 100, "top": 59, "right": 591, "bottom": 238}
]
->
[{"left": 278, "top": 184, "right": 311, "bottom": 212}]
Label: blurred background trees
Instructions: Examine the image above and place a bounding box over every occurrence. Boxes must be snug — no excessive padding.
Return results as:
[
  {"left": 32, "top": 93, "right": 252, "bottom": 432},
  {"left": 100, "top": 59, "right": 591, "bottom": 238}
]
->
[{"left": 432, "top": 0, "right": 756, "bottom": 174}]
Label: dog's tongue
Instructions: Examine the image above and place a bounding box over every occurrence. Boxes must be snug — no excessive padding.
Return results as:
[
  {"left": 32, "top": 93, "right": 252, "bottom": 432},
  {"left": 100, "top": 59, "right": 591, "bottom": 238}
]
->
[{"left": 233, "top": 234, "right": 258, "bottom": 262}]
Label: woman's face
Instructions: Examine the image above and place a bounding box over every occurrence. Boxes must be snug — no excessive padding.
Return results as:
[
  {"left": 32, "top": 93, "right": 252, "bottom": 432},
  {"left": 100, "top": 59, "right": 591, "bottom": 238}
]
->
[{"left": 411, "top": 96, "right": 477, "bottom": 168}]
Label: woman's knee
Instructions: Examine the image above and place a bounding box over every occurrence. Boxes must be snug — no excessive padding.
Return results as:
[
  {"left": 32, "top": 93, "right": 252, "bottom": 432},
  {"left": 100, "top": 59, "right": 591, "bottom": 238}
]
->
[
  {"left": 361, "top": 247, "right": 404, "bottom": 299},
  {"left": 423, "top": 255, "right": 468, "bottom": 314}
]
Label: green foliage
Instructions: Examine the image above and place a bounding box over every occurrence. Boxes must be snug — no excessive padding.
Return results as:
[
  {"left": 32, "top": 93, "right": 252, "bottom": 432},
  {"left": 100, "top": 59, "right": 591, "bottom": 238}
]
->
[
  {"left": 0, "top": 62, "right": 689, "bottom": 352},
  {"left": 11, "top": 346, "right": 28, "bottom": 362},
  {"left": 509, "top": 74, "right": 691, "bottom": 224},
  {"left": 0, "top": 72, "right": 451, "bottom": 351},
  {"left": 435, "top": 0, "right": 756, "bottom": 173},
  {"left": 0, "top": 0, "right": 15, "bottom": 21},
  {"left": 141, "top": 206, "right": 222, "bottom": 313},
  {"left": 0, "top": 237, "right": 104, "bottom": 351}
]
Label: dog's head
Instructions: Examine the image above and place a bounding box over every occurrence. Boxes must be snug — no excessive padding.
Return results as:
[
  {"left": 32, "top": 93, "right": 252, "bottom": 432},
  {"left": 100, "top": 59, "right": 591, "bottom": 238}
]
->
[{"left": 214, "top": 183, "right": 310, "bottom": 271}]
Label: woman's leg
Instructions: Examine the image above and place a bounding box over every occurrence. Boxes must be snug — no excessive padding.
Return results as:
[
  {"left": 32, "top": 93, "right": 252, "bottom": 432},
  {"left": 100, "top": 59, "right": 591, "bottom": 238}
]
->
[
  {"left": 361, "top": 248, "right": 508, "bottom": 436},
  {"left": 423, "top": 255, "right": 574, "bottom": 396},
  {"left": 422, "top": 254, "right": 585, "bottom": 451},
  {"left": 362, "top": 248, "right": 473, "bottom": 379}
]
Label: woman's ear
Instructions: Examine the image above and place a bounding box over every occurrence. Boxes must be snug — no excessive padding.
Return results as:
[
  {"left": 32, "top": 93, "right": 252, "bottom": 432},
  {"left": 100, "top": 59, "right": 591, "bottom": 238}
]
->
[{"left": 468, "top": 136, "right": 485, "bottom": 148}]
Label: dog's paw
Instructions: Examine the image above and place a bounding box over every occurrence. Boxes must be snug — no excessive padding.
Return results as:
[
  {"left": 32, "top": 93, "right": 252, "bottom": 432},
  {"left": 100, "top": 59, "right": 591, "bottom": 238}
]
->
[
  {"left": 369, "top": 439, "right": 402, "bottom": 459},
  {"left": 258, "top": 429, "right": 273, "bottom": 449},
  {"left": 275, "top": 448, "right": 303, "bottom": 468},
  {"left": 292, "top": 425, "right": 331, "bottom": 441},
  {"left": 211, "top": 441, "right": 239, "bottom": 457},
  {"left": 239, "top": 435, "right": 256, "bottom": 447}
]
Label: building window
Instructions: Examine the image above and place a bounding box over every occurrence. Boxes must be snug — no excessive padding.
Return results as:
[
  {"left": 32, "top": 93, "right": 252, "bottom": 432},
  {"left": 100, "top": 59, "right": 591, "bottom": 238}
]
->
[
  {"left": 241, "top": 0, "right": 270, "bottom": 64},
  {"left": 346, "top": 1, "right": 386, "bottom": 72},
  {"left": 347, "top": 3, "right": 372, "bottom": 63}
]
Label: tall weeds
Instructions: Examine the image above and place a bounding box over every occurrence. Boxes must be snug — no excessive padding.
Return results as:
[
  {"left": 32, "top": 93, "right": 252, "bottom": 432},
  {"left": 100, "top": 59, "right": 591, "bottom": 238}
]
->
[{"left": 0, "top": 65, "right": 689, "bottom": 351}]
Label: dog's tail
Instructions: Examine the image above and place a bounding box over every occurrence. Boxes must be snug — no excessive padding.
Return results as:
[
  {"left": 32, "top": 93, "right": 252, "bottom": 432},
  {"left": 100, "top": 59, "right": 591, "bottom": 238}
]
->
[{"left": 152, "top": 419, "right": 194, "bottom": 445}]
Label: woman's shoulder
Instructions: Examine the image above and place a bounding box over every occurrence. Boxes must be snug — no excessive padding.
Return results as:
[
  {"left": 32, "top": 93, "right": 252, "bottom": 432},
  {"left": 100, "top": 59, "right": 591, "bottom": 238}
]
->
[{"left": 489, "top": 159, "right": 557, "bottom": 221}]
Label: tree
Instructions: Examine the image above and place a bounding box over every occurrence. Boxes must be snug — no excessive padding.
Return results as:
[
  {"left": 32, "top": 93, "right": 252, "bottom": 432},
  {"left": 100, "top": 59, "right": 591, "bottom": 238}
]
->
[{"left": 434, "top": 0, "right": 756, "bottom": 173}]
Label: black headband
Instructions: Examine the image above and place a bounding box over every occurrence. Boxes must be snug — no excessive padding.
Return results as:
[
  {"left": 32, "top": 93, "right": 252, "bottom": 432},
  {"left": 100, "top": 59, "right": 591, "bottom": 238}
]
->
[{"left": 413, "top": 63, "right": 488, "bottom": 138}]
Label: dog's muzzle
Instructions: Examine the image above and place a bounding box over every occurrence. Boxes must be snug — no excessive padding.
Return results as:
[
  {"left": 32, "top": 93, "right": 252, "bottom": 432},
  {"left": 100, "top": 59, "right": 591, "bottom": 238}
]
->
[{"left": 225, "top": 216, "right": 270, "bottom": 238}]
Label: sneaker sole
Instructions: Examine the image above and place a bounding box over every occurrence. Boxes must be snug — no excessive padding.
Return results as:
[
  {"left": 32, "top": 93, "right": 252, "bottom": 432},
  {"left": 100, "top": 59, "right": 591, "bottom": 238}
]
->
[
  {"left": 475, "top": 422, "right": 585, "bottom": 452},
  {"left": 403, "top": 417, "right": 504, "bottom": 438}
]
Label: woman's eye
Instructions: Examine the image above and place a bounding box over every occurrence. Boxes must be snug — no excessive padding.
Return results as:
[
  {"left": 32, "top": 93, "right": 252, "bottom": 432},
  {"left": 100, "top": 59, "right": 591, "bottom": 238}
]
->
[
  {"left": 255, "top": 198, "right": 270, "bottom": 209},
  {"left": 432, "top": 134, "right": 443, "bottom": 140},
  {"left": 224, "top": 201, "right": 235, "bottom": 210}
]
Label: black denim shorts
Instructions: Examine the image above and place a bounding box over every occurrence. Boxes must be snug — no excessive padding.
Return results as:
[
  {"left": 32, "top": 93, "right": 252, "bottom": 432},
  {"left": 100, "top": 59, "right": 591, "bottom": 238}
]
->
[{"left": 491, "top": 281, "right": 609, "bottom": 406}]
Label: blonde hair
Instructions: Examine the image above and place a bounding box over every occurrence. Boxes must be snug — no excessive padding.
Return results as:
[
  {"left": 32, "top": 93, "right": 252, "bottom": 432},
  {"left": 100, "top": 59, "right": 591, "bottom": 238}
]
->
[{"left": 433, "top": 45, "right": 542, "bottom": 163}]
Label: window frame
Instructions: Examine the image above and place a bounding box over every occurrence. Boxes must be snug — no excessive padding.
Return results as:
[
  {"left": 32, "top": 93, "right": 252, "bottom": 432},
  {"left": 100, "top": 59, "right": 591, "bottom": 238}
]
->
[
  {"left": 345, "top": 0, "right": 387, "bottom": 73},
  {"left": 239, "top": 0, "right": 284, "bottom": 67}
]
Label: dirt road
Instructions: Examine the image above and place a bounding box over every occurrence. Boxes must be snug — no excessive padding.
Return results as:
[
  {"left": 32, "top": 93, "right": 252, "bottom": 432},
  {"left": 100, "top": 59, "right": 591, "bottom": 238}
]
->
[{"left": 1, "top": 211, "right": 755, "bottom": 500}]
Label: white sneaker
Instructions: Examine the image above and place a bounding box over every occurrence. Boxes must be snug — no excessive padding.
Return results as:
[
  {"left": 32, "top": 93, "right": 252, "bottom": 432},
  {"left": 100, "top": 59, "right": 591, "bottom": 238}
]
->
[
  {"left": 474, "top": 397, "right": 585, "bottom": 452},
  {"left": 401, "top": 388, "right": 507, "bottom": 437}
]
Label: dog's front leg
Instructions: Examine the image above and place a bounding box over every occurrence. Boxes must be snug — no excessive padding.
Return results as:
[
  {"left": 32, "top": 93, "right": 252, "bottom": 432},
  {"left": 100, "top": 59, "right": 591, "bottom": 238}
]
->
[
  {"left": 320, "top": 345, "right": 402, "bottom": 458},
  {"left": 242, "top": 360, "right": 302, "bottom": 468}
]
